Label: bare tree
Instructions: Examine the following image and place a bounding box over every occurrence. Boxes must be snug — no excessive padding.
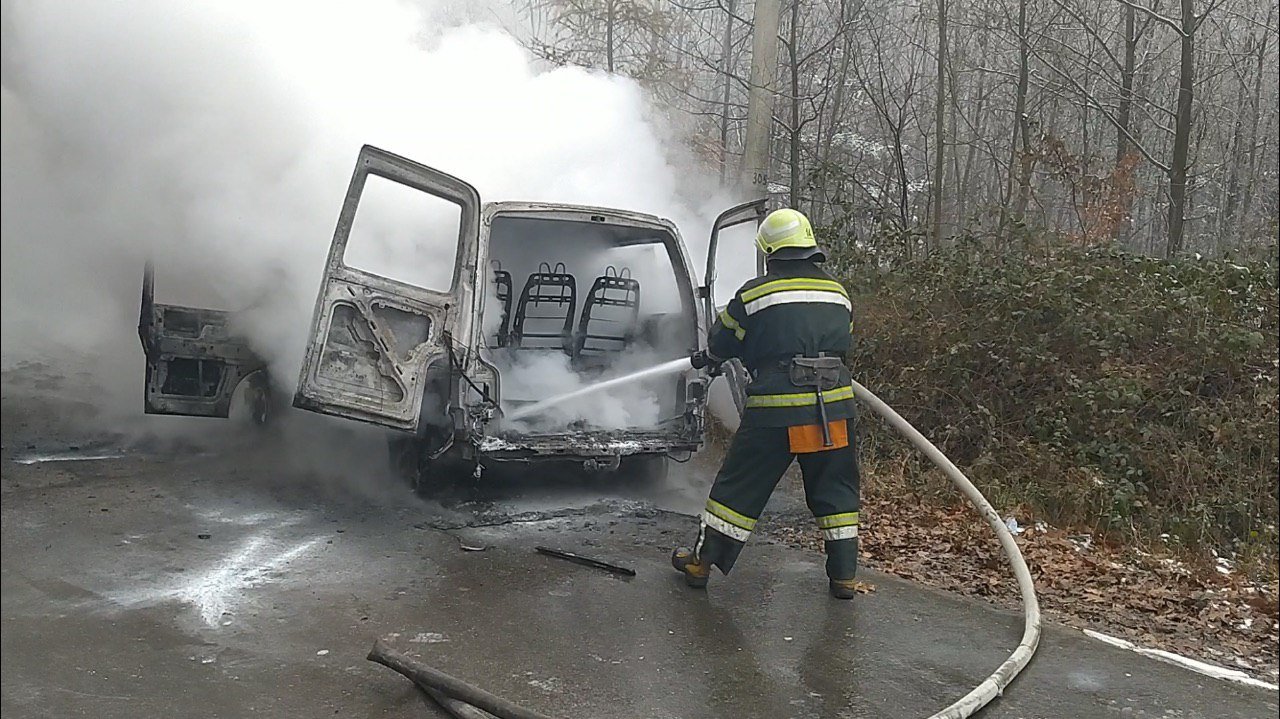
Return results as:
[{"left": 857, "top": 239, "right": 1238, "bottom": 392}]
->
[{"left": 512, "top": 0, "right": 1279, "bottom": 259}]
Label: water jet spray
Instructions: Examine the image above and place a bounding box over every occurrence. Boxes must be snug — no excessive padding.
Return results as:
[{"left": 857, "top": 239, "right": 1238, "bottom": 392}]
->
[{"left": 502, "top": 357, "right": 693, "bottom": 421}]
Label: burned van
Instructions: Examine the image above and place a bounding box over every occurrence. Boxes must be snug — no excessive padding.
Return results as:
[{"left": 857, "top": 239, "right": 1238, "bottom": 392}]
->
[{"left": 139, "top": 145, "right": 761, "bottom": 484}]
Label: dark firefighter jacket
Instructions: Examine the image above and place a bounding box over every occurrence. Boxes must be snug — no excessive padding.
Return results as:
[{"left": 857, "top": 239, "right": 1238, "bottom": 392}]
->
[{"left": 708, "top": 259, "right": 856, "bottom": 428}]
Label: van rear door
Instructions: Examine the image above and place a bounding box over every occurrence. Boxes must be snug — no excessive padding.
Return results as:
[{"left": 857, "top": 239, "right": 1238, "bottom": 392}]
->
[
  {"left": 138, "top": 263, "right": 267, "bottom": 418},
  {"left": 291, "top": 145, "right": 481, "bottom": 433}
]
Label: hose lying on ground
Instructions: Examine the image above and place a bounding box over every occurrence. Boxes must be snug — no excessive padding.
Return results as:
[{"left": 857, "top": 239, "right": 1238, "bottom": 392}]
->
[{"left": 850, "top": 379, "right": 1042, "bottom": 719}]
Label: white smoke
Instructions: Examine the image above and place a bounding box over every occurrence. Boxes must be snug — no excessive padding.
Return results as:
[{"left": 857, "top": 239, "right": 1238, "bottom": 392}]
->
[{"left": 1, "top": 0, "right": 753, "bottom": 424}]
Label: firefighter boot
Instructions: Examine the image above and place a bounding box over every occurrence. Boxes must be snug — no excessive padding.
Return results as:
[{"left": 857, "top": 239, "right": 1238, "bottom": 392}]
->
[
  {"left": 670, "top": 547, "right": 711, "bottom": 588},
  {"left": 826, "top": 537, "right": 860, "bottom": 599},
  {"left": 829, "top": 579, "right": 861, "bottom": 599}
]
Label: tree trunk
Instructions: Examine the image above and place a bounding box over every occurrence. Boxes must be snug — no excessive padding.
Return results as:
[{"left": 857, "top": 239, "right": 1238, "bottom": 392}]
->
[
  {"left": 1003, "top": 0, "right": 1031, "bottom": 234},
  {"left": 948, "top": 83, "right": 960, "bottom": 229},
  {"left": 959, "top": 31, "right": 990, "bottom": 227},
  {"left": 1113, "top": 3, "right": 1137, "bottom": 240},
  {"left": 1165, "top": 0, "right": 1194, "bottom": 258},
  {"left": 1220, "top": 78, "right": 1247, "bottom": 238},
  {"left": 892, "top": 121, "right": 911, "bottom": 249},
  {"left": 606, "top": 0, "right": 616, "bottom": 73},
  {"left": 788, "top": 0, "right": 801, "bottom": 209},
  {"left": 817, "top": 1, "right": 856, "bottom": 224},
  {"left": 1238, "top": 4, "right": 1274, "bottom": 240},
  {"left": 1116, "top": 5, "right": 1136, "bottom": 167},
  {"left": 718, "top": 1, "right": 737, "bottom": 187},
  {"left": 930, "top": 0, "right": 948, "bottom": 248}
]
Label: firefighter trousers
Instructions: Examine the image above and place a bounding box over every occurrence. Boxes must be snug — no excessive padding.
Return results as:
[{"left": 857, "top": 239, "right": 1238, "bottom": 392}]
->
[{"left": 694, "top": 424, "right": 861, "bottom": 581}]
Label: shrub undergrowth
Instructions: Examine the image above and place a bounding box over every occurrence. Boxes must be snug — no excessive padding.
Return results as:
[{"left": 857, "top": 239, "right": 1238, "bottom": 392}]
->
[{"left": 834, "top": 242, "right": 1278, "bottom": 574}]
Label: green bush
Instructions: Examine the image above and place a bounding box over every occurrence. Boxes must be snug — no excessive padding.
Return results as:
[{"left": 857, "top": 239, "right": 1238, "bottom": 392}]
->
[{"left": 838, "top": 243, "right": 1278, "bottom": 562}]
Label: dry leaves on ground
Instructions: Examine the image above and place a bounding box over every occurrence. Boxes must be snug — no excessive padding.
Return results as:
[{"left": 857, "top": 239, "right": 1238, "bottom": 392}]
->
[{"left": 766, "top": 488, "right": 1279, "bottom": 684}]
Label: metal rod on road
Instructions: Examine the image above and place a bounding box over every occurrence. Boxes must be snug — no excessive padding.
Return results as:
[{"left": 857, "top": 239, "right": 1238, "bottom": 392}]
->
[{"left": 535, "top": 546, "right": 636, "bottom": 577}]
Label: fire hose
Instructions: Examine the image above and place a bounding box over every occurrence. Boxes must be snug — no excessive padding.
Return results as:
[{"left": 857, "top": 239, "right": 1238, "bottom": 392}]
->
[{"left": 850, "top": 378, "right": 1041, "bottom": 718}]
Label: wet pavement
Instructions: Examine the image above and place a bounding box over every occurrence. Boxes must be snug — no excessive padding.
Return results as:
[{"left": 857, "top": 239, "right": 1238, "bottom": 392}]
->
[{"left": 2, "top": 399, "right": 1277, "bottom": 719}]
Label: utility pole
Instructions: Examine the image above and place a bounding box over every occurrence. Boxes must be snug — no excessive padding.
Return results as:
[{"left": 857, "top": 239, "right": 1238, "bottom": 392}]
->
[
  {"left": 739, "top": 0, "right": 783, "bottom": 276},
  {"left": 738, "top": 0, "right": 782, "bottom": 203}
]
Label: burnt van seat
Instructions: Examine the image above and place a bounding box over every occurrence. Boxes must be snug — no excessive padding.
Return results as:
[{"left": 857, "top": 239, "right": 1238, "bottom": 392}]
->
[
  {"left": 575, "top": 266, "right": 640, "bottom": 357},
  {"left": 490, "top": 260, "right": 513, "bottom": 348},
  {"left": 511, "top": 262, "right": 577, "bottom": 353}
]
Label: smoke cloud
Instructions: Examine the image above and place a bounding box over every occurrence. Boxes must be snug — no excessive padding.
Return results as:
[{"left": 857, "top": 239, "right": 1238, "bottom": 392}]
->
[{"left": 0, "top": 0, "right": 751, "bottom": 487}]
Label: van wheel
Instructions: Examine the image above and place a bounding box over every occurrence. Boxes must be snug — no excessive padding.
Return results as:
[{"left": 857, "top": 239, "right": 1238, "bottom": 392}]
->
[
  {"left": 414, "top": 451, "right": 478, "bottom": 497},
  {"left": 246, "top": 372, "right": 274, "bottom": 426},
  {"left": 386, "top": 436, "right": 420, "bottom": 484},
  {"left": 232, "top": 370, "right": 276, "bottom": 428},
  {"left": 621, "top": 454, "right": 669, "bottom": 486}
]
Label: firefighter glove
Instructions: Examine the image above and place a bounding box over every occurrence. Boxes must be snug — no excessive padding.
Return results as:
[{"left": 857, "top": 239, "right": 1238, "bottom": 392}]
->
[{"left": 690, "top": 350, "right": 722, "bottom": 372}]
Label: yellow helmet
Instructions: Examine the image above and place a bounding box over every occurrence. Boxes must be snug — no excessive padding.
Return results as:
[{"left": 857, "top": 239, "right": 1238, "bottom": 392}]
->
[{"left": 755, "top": 208, "right": 824, "bottom": 261}]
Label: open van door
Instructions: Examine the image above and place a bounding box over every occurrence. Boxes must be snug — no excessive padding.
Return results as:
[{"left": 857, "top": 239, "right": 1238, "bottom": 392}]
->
[
  {"left": 138, "top": 263, "right": 267, "bottom": 418},
  {"left": 701, "top": 199, "right": 767, "bottom": 416},
  {"left": 292, "top": 146, "right": 481, "bottom": 433},
  {"left": 701, "top": 199, "right": 767, "bottom": 329}
]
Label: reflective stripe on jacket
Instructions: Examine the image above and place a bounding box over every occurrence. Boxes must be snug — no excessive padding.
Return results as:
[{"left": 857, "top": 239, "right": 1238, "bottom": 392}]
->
[{"left": 708, "top": 260, "right": 856, "bottom": 428}]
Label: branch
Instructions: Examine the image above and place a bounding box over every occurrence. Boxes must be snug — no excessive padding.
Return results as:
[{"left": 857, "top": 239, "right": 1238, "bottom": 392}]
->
[
  {"left": 654, "top": 33, "right": 752, "bottom": 89},
  {"left": 1130, "top": 100, "right": 1177, "bottom": 137},
  {"left": 1113, "top": 0, "right": 1184, "bottom": 36},
  {"left": 973, "top": 65, "right": 1019, "bottom": 81},
  {"left": 716, "top": 0, "right": 752, "bottom": 27},
  {"left": 1029, "top": 48, "right": 1172, "bottom": 172},
  {"left": 671, "top": 0, "right": 724, "bottom": 13},
  {"left": 661, "top": 80, "right": 750, "bottom": 110},
  {"left": 1194, "top": 0, "right": 1230, "bottom": 30},
  {"left": 1220, "top": 6, "right": 1279, "bottom": 36},
  {"left": 1050, "top": 0, "right": 1126, "bottom": 72}
]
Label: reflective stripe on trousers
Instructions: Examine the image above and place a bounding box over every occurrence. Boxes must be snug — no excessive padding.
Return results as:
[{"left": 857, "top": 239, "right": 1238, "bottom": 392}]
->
[
  {"left": 816, "top": 511, "right": 859, "bottom": 541},
  {"left": 700, "top": 498, "right": 756, "bottom": 543}
]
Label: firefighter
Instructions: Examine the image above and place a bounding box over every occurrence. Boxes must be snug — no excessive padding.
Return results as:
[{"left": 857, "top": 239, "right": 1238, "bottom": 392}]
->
[{"left": 673, "top": 207, "right": 863, "bottom": 599}]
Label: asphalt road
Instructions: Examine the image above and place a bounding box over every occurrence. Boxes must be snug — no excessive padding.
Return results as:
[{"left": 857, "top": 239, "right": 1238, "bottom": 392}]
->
[{"left": 2, "top": 388, "right": 1276, "bottom": 719}]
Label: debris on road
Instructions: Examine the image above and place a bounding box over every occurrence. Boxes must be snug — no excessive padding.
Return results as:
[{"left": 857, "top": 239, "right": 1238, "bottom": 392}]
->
[
  {"left": 535, "top": 546, "right": 636, "bottom": 577},
  {"left": 367, "top": 640, "right": 553, "bottom": 719},
  {"left": 419, "top": 684, "right": 499, "bottom": 719}
]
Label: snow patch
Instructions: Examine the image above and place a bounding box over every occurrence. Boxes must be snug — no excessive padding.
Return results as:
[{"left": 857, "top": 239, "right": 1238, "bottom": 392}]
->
[
  {"left": 409, "top": 632, "right": 448, "bottom": 644},
  {"left": 1082, "top": 629, "right": 1279, "bottom": 692}
]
